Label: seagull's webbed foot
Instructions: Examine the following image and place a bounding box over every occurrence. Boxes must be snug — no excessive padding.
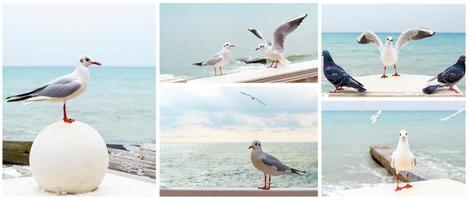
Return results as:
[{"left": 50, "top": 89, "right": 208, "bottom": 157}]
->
[
  {"left": 394, "top": 186, "right": 403, "bottom": 192},
  {"left": 63, "top": 118, "right": 76, "bottom": 124},
  {"left": 381, "top": 74, "right": 388, "bottom": 78},
  {"left": 392, "top": 73, "right": 401, "bottom": 77},
  {"left": 403, "top": 183, "right": 413, "bottom": 189}
]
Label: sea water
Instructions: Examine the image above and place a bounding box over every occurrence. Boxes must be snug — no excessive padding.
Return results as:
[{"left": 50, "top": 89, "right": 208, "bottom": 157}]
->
[
  {"left": 160, "top": 142, "right": 317, "bottom": 189},
  {"left": 322, "top": 111, "right": 465, "bottom": 195},
  {"left": 3, "top": 67, "right": 156, "bottom": 144},
  {"left": 322, "top": 32, "right": 466, "bottom": 92},
  {"left": 160, "top": 4, "right": 318, "bottom": 80}
]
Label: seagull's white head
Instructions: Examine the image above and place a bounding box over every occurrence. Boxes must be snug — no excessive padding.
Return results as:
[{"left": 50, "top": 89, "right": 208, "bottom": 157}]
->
[
  {"left": 248, "top": 140, "right": 262, "bottom": 151},
  {"left": 255, "top": 43, "right": 267, "bottom": 51},
  {"left": 79, "top": 56, "right": 102, "bottom": 67},
  {"left": 386, "top": 36, "right": 394, "bottom": 43},
  {"left": 223, "top": 42, "right": 236, "bottom": 50},
  {"left": 399, "top": 129, "right": 408, "bottom": 142}
]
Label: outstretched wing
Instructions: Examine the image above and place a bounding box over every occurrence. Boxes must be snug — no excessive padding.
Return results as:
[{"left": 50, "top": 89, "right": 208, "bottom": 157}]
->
[
  {"left": 272, "top": 14, "right": 308, "bottom": 53},
  {"left": 357, "top": 31, "right": 383, "bottom": 51},
  {"left": 395, "top": 27, "right": 435, "bottom": 52}
]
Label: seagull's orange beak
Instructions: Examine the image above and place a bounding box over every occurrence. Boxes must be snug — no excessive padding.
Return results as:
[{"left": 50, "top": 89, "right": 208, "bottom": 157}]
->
[{"left": 91, "top": 60, "right": 102, "bottom": 66}]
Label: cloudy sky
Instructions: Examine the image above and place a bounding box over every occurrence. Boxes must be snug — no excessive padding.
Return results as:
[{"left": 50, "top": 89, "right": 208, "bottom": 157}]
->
[
  {"left": 323, "top": 100, "right": 465, "bottom": 111},
  {"left": 160, "top": 85, "right": 318, "bottom": 143},
  {"left": 3, "top": 4, "right": 155, "bottom": 67},
  {"left": 323, "top": 4, "right": 465, "bottom": 33}
]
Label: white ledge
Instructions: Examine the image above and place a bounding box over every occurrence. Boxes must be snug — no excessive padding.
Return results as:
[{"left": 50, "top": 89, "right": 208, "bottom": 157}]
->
[
  {"left": 160, "top": 188, "right": 317, "bottom": 196},
  {"left": 327, "top": 74, "right": 464, "bottom": 97}
]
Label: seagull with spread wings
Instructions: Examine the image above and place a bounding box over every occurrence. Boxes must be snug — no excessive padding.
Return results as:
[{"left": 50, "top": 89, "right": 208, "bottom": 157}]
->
[{"left": 240, "top": 91, "right": 266, "bottom": 106}]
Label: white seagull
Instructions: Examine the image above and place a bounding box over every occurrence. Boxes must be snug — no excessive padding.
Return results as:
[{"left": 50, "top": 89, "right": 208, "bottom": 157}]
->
[
  {"left": 6, "top": 56, "right": 101, "bottom": 123},
  {"left": 240, "top": 91, "right": 266, "bottom": 106},
  {"left": 370, "top": 109, "right": 382, "bottom": 124},
  {"left": 248, "top": 14, "right": 307, "bottom": 68},
  {"left": 249, "top": 140, "right": 305, "bottom": 190},
  {"left": 390, "top": 130, "right": 416, "bottom": 192},
  {"left": 357, "top": 27, "right": 435, "bottom": 78},
  {"left": 440, "top": 107, "right": 465, "bottom": 121},
  {"left": 193, "top": 42, "right": 235, "bottom": 76}
]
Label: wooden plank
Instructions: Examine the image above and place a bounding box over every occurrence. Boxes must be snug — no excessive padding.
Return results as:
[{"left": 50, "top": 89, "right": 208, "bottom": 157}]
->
[
  {"left": 160, "top": 188, "right": 318, "bottom": 196},
  {"left": 370, "top": 145, "right": 446, "bottom": 181}
]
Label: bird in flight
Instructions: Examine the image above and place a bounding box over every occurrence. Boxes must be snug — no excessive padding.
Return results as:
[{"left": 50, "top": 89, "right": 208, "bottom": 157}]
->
[{"left": 240, "top": 91, "right": 266, "bottom": 106}]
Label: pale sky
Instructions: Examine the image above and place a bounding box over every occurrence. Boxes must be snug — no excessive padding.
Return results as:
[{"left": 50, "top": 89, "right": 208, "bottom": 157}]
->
[
  {"left": 323, "top": 100, "right": 465, "bottom": 111},
  {"left": 3, "top": 4, "right": 156, "bottom": 67},
  {"left": 160, "top": 85, "right": 318, "bottom": 143},
  {"left": 323, "top": 4, "right": 465, "bottom": 33}
]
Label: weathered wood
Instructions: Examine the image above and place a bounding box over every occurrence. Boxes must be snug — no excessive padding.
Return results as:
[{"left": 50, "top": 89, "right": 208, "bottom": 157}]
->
[
  {"left": 370, "top": 145, "right": 446, "bottom": 181},
  {"left": 3, "top": 141, "right": 33, "bottom": 165},
  {"left": 3, "top": 141, "right": 156, "bottom": 179},
  {"left": 160, "top": 188, "right": 318, "bottom": 196}
]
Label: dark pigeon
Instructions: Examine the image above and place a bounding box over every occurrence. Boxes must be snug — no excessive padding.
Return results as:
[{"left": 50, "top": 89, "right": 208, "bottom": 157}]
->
[
  {"left": 322, "top": 50, "right": 366, "bottom": 93},
  {"left": 423, "top": 55, "right": 465, "bottom": 94}
]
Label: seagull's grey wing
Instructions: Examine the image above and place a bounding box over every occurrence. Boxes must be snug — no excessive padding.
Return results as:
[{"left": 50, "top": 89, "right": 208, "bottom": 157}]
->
[
  {"left": 255, "top": 98, "right": 266, "bottom": 106},
  {"left": 35, "top": 77, "right": 82, "bottom": 98},
  {"left": 204, "top": 54, "right": 223, "bottom": 66},
  {"left": 261, "top": 153, "right": 290, "bottom": 172},
  {"left": 272, "top": 14, "right": 308, "bottom": 53},
  {"left": 240, "top": 91, "right": 254, "bottom": 98},
  {"left": 396, "top": 27, "right": 435, "bottom": 52},
  {"left": 248, "top": 28, "right": 265, "bottom": 40},
  {"left": 357, "top": 31, "right": 383, "bottom": 50}
]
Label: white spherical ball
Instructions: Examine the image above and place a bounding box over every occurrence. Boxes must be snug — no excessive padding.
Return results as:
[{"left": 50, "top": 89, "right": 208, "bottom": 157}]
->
[{"left": 30, "top": 121, "right": 109, "bottom": 194}]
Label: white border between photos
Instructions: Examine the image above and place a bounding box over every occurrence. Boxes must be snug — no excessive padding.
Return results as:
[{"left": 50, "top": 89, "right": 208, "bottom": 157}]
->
[{"left": 0, "top": 0, "right": 467, "bottom": 200}]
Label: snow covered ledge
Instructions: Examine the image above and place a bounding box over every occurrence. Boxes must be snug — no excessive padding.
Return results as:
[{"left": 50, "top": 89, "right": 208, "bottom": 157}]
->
[
  {"left": 333, "top": 179, "right": 465, "bottom": 197},
  {"left": 327, "top": 74, "right": 464, "bottom": 97}
]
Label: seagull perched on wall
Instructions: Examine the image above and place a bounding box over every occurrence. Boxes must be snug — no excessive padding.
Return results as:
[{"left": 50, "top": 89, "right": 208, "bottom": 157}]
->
[
  {"left": 248, "top": 14, "right": 307, "bottom": 68},
  {"left": 390, "top": 130, "right": 416, "bottom": 192},
  {"left": 249, "top": 140, "right": 305, "bottom": 190},
  {"left": 358, "top": 27, "right": 435, "bottom": 78},
  {"left": 6, "top": 56, "right": 101, "bottom": 123},
  {"left": 193, "top": 42, "right": 235, "bottom": 76},
  {"left": 240, "top": 91, "right": 266, "bottom": 106}
]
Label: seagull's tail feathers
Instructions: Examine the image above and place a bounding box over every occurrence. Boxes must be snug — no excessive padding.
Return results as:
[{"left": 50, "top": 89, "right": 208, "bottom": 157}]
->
[
  {"left": 192, "top": 62, "right": 205, "bottom": 66},
  {"left": 278, "top": 57, "right": 291, "bottom": 65},
  {"left": 6, "top": 95, "right": 34, "bottom": 102},
  {"left": 291, "top": 168, "right": 306, "bottom": 175},
  {"left": 422, "top": 84, "right": 442, "bottom": 94}
]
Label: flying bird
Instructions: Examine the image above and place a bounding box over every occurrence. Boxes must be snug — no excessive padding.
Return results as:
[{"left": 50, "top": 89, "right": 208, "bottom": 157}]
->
[
  {"left": 248, "top": 14, "right": 307, "bottom": 68},
  {"left": 423, "top": 55, "right": 465, "bottom": 94},
  {"left": 193, "top": 42, "right": 235, "bottom": 76},
  {"left": 357, "top": 27, "right": 435, "bottom": 78},
  {"left": 249, "top": 140, "right": 305, "bottom": 190},
  {"left": 240, "top": 91, "right": 266, "bottom": 106},
  {"left": 390, "top": 130, "right": 416, "bottom": 192},
  {"left": 6, "top": 56, "right": 101, "bottom": 123},
  {"left": 370, "top": 110, "right": 382, "bottom": 124},
  {"left": 323, "top": 50, "right": 366, "bottom": 93},
  {"left": 440, "top": 107, "right": 465, "bottom": 121}
]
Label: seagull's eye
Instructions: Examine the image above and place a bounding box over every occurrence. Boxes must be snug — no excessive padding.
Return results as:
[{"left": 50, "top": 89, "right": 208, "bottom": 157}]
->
[{"left": 85, "top": 58, "right": 90, "bottom": 62}]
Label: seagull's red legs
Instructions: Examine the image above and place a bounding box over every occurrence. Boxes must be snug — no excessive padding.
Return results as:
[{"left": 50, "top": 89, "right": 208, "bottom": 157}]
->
[
  {"left": 63, "top": 103, "right": 75, "bottom": 123},
  {"left": 258, "top": 174, "right": 267, "bottom": 190},
  {"left": 392, "top": 64, "right": 400, "bottom": 76},
  {"left": 266, "top": 174, "right": 271, "bottom": 190},
  {"left": 403, "top": 172, "right": 413, "bottom": 189},
  {"left": 381, "top": 66, "right": 389, "bottom": 78},
  {"left": 395, "top": 174, "right": 403, "bottom": 191}
]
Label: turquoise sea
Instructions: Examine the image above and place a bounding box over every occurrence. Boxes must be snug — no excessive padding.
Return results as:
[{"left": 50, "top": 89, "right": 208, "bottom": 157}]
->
[
  {"left": 160, "top": 4, "right": 318, "bottom": 80},
  {"left": 3, "top": 67, "right": 156, "bottom": 144},
  {"left": 322, "top": 111, "right": 465, "bottom": 195},
  {"left": 160, "top": 142, "right": 317, "bottom": 189},
  {"left": 322, "top": 32, "right": 466, "bottom": 92}
]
